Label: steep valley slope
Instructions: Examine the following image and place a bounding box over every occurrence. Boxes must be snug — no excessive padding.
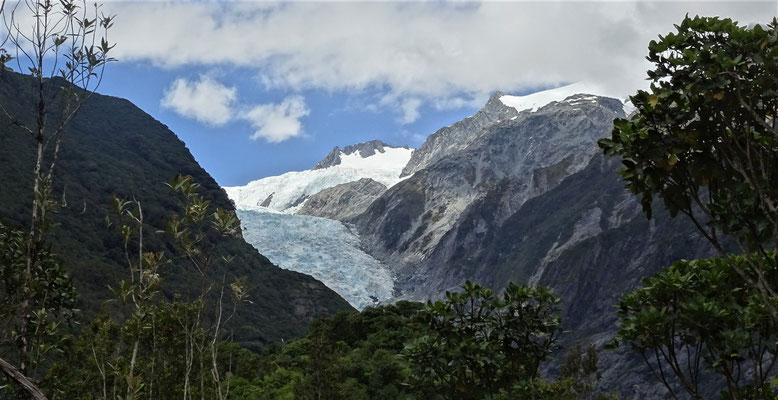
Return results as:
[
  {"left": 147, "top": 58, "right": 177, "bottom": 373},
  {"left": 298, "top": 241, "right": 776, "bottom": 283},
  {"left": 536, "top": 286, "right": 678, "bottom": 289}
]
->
[{"left": 0, "top": 71, "right": 352, "bottom": 348}]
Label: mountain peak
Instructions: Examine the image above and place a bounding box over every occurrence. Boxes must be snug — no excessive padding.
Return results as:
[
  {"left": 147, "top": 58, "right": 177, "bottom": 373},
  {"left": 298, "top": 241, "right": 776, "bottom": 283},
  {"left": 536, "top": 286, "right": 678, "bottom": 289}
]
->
[
  {"left": 498, "top": 83, "right": 627, "bottom": 114},
  {"left": 400, "top": 91, "right": 519, "bottom": 177},
  {"left": 312, "top": 140, "right": 407, "bottom": 170},
  {"left": 488, "top": 90, "right": 506, "bottom": 101}
]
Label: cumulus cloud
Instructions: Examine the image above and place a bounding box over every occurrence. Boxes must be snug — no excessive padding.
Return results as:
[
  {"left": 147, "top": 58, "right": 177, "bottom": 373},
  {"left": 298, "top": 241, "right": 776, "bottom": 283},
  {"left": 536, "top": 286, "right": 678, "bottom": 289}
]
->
[
  {"left": 242, "top": 96, "right": 310, "bottom": 143},
  {"left": 399, "top": 98, "right": 422, "bottom": 125},
  {"left": 113, "top": 2, "right": 775, "bottom": 119},
  {"left": 161, "top": 76, "right": 236, "bottom": 126}
]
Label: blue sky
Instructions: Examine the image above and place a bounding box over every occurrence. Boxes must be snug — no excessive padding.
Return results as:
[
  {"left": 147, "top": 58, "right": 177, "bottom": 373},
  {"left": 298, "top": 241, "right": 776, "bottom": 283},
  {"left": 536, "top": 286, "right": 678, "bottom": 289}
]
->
[
  {"left": 87, "top": 1, "right": 775, "bottom": 187},
  {"left": 97, "top": 62, "right": 479, "bottom": 186}
]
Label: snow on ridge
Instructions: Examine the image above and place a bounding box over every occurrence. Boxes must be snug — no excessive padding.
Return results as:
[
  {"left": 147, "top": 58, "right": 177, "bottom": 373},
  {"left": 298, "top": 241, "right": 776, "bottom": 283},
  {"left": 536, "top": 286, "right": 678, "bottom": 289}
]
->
[
  {"left": 499, "top": 82, "right": 631, "bottom": 115},
  {"left": 339, "top": 146, "right": 413, "bottom": 170},
  {"left": 225, "top": 145, "right": 413, "bottom": 213}
]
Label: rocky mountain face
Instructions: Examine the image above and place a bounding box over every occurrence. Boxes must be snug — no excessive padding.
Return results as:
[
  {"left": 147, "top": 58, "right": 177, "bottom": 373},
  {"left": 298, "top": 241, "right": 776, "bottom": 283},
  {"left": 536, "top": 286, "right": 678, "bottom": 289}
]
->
[
  {"left": 341, "top": 91, "right": 713, "bottom": 398},
  {"left": 400, "top": 91, "right": 519, "bottom": 177},
  {"left": 298, "top": 178, "right": 387, "bottom": 221},
  {"left": 353, "top": 94, "right": 626, "bottom": 274}
]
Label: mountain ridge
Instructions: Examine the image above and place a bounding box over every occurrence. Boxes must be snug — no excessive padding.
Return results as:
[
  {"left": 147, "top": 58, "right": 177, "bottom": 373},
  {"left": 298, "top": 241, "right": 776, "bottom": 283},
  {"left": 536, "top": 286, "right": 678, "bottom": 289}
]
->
[
  {"left": 0, "top": 71, "right": 353, "bottom": 348},
  {"left": 344, "top": 90, "right": 709, "bottom": 398},
  {"left": 226, "top": 140, "right": 413, "bottom": 213},
  {"left": 313, "top": 139, "right": 409, "bottom": 170}
]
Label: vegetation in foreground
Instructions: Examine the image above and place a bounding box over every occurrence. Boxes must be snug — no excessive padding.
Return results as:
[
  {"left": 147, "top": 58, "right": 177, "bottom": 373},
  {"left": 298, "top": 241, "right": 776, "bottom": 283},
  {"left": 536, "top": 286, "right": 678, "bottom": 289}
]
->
[
  {"left": 0, "top": 5, "right": 776, "bottom": 400},
  {"left": 601, "top": 15, "right": 778, "bottom": 400}
]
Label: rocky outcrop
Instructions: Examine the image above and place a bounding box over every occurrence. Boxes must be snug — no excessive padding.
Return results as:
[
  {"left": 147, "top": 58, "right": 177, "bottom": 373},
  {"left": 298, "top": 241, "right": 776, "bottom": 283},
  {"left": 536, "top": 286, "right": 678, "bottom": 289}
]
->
[
  {"left": 400, "top": 91, "right": 520, "bottom": 177},
  {"left": 297, "top": 178, "right": 387, "bottom": 221},
  {"left": 313, "top": 140, "right": 402, "bottom": 170},
  {"left": 356, "top": 95, "right": 626, "bottom": 273}
]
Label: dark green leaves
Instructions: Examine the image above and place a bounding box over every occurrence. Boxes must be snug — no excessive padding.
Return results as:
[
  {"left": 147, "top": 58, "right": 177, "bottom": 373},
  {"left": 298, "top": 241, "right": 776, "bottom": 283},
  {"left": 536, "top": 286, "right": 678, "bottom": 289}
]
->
[
  {"left": 599, "top": 17, "right": 778, "bottom": 251},
  {"left": 612, "top": 254, "right": 778, "bottom": 398},
  {"left": 405, "top": 281, "right": 563, "bottom": 399}
]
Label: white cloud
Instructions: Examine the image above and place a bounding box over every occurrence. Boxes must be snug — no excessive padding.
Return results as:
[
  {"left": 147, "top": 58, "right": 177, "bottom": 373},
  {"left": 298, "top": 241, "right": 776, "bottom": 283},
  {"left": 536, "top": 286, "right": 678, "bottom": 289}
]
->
[
  {"left": 242, "top": 96, "right": 310, "bottom": 143},
  {"left": 399, "top": 98, "right": 422, "bottom": 125},
  {"left": 111, "top": 2, "right": 775, "bottom": 118},
  {"left": 161, "top": 76, "right": 236, "bottom": 126}
]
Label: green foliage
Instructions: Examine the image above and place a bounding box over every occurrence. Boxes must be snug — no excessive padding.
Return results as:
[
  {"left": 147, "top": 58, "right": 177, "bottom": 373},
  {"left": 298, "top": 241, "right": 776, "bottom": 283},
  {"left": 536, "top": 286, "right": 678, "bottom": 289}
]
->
[
  {"left": 0, "top": 221, "right": 78, "bottom": 383},
  {"left": 46, "top": 300, "right": 224, "bottom": 400},
  {"left": 164, "top": 174, "right": 241, "bottom": 278},
  {"left": 600, "top": 15, "right": 778, "bottom": 399},
  {"left": 405, "top": 281, "right": 562, "bottom": 400},
  {"left": 237, "top": 301, "right": 425, "bottom": 400},
  {"left": 611, "top": 254, "right": 778, "bottom": 399},
  {"left": 0, "top": 69, "right": 352, "bottom": 349},
  {"left": 559, "top": 342, "right": 609, "bottom": 399},
  {"left": 45, "top": 177, "right": 251, "bottom": 400},
  {"left": 222, "top": 281, "right": 614, "bottom": 400},
  {"left": 599, "top": 16, "right": 778, "bottom": 240},
  {"left": 597, "top": 16, "right": 778, "bottom": 313},
  {"left": 7, "top": 275, "right": 614, "bottom": 400}
]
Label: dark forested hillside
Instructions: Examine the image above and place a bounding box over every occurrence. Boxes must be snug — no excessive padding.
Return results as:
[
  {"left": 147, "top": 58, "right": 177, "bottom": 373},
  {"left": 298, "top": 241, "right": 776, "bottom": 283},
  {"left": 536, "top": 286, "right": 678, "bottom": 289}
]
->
[{"left": 0, "top": 71, "right": 352, "bottom": 348}]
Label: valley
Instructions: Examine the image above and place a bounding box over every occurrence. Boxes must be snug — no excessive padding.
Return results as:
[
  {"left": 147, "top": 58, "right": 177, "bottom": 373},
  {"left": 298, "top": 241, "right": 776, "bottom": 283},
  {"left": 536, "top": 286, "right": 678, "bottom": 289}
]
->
[
  {"left": 1, "top": 3, "right": 775, "bottom": 398},
  {"left": 224, "top": 84, "right": 717, "bottom": 398}
]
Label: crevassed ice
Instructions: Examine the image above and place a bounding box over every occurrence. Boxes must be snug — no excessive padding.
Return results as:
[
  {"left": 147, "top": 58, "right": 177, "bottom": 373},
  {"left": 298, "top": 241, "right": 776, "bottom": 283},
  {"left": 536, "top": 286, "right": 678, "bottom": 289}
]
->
[{"left": 237, "top": 209, "right": 395, "bottom": 310}]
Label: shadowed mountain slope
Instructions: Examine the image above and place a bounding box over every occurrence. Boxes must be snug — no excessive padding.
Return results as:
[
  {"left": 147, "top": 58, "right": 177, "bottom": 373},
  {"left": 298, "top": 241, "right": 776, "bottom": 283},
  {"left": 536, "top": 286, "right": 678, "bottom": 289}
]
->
[{"left": 0, "top": 71, "right": 352, "bottom": 348}]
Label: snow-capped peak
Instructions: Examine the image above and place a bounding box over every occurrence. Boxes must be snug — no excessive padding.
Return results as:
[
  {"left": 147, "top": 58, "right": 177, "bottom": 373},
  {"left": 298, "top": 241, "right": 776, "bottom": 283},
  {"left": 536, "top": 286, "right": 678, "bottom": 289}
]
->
[
  {"left": 499, "top": 83, "right": 631, "bottom": 114},
  {"left": 224, "top": 141, "right": 413, "bottom": 213},
  {"left": 338, "top": 146, "right": 412, "bottom": 170}
]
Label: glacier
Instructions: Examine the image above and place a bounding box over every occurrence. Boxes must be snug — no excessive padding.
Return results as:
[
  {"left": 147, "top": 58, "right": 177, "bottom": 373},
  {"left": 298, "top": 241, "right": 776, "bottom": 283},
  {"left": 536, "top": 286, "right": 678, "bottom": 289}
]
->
[
  {"left": 237, "top": 209, "right": 395, "bottom": 310},
  {"left": 225, "top": 87, "right": 627, "bottom": 311},
  {"left": 225, "top": 146, "right": 413, "bottom": 213}
]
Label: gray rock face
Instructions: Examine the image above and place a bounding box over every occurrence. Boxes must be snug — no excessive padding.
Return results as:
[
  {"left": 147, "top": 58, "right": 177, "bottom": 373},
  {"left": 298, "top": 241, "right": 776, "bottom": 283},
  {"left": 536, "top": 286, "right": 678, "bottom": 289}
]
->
[
  {"left": 356, "top": 95, "right": 626, "bottom": 271},
  {"left": 259, "top": 192, "right": 274, "bottom": 207},
  {"left": 312, "top": 140, "right": 404, "bottom": 170},
  {"left": 400, "top": 91, "right": 520, "bottom": 177},
  {"left": 350, "top": 93, "right": 715, "bottom": 398},
  {"left": 297, "top": 178, "right": 387, "bottom": 221}
]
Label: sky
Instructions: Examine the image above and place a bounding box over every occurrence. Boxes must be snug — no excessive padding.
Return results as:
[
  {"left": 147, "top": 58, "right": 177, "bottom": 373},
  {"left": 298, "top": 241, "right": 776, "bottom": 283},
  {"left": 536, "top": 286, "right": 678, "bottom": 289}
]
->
[{"left": 32, "top": 1, "right": 778, "bottom": 186}]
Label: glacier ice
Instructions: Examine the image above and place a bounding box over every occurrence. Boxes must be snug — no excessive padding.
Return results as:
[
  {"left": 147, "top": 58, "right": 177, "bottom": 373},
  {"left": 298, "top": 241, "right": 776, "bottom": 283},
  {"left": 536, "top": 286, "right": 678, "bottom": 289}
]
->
[
  {"left": 224, "top": 146, "right": 413, "bottom": 213},
  {"left": 237, "top": 209, "right": 395, "bottom": 310}
]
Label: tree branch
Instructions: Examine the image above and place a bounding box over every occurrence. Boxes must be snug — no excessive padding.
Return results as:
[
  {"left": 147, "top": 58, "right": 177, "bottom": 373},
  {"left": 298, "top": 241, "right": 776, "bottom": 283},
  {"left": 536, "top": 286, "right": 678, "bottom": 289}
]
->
[{"left": 0, "top": 355, "right": 47, "bottom": 400}]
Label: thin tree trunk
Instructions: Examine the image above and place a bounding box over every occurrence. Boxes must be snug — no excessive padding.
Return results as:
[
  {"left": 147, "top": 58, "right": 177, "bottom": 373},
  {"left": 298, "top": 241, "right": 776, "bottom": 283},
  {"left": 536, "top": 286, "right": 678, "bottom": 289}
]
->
[
  {"left": 19, "top": 137, "right": 45, "bottom": 375},
  {"left": 126, "top": 337, "right": 140, "bottom": 398}
]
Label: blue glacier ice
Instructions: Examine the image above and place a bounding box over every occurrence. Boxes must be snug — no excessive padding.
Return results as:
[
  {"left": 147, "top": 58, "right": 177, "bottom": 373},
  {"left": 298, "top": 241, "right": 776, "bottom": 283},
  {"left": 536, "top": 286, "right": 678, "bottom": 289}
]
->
[{"left": 237, "top": 209, "right": 395, "bottom": 310}]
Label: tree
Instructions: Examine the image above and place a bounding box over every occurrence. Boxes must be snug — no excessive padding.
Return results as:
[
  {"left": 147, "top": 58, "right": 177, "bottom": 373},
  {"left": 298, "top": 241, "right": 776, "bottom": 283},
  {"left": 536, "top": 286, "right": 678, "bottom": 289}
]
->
[
  {"left": 599, "top": 15, "right": 778, "bottom": 399},
  {"left": 0, "top": 221, "right": 76, "bottom": 399},
  {"left": 559, "top": 342, "right": 606, "bottom": 400},
  {"left": 611, "top": 255, "right": 777, "bottom": 399},
  {"left": 45, "top": 175, "right": 245, "bottom": 400},
  {"left": 0, "top": 0, "right": 114, "bottom": 398},
  {"left": 404, "top": 281, "right": 563, "bottom": 400},
  {"left": 598, "top": 16, "right": 778, "bottom": 322}
]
